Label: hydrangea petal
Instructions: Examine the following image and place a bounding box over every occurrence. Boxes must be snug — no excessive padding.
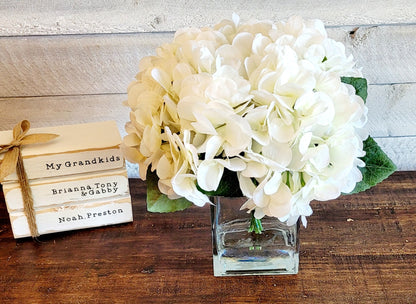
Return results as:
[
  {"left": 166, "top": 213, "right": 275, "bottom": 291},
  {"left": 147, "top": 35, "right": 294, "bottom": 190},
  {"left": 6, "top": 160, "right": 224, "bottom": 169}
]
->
[{"left": 197, "top": 159, "right": 224, "bottom": 191}]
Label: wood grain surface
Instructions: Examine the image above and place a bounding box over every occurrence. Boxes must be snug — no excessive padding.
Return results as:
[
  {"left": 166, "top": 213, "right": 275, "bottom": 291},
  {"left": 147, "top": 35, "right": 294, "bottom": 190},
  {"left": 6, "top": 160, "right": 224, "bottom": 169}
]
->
[{"left": 0, "top": 172, "right": 415, "bottom": 303}]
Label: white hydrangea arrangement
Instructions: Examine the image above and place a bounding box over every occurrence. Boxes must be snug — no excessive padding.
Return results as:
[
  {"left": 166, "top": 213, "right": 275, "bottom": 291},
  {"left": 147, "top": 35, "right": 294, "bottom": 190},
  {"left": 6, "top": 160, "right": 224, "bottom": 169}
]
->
[{"left": 122, "top": 15, "right": 395, "bottom": 232}]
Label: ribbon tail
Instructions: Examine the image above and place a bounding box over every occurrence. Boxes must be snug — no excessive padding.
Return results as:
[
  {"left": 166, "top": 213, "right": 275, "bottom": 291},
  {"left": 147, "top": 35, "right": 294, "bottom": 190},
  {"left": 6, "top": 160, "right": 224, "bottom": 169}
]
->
[
  {"left": 15, "top": 150, "right": 39, "bottom": 238},
  {"left": 0, "top": 147, "right": 19, "bottom": 181}
]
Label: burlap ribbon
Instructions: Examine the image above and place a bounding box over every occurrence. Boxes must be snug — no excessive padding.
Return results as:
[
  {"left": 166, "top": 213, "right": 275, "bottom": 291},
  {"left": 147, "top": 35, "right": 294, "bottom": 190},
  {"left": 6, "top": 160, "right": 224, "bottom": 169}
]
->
[{"left": 0, "top": 120, "right": 59, "bottom": 237}]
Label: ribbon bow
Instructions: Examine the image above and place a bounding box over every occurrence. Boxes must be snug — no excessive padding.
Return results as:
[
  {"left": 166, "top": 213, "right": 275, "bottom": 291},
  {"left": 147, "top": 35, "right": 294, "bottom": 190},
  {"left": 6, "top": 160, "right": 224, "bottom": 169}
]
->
[{"left": 0, "top": 120, "right": 59, "bottom": 237}]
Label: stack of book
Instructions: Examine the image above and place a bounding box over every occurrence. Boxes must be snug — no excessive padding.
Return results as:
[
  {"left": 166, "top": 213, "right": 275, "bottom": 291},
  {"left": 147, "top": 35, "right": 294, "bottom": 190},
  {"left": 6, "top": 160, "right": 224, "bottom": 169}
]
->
[{"left": 0, "top": 121, "right": 132, "bottom": 238}]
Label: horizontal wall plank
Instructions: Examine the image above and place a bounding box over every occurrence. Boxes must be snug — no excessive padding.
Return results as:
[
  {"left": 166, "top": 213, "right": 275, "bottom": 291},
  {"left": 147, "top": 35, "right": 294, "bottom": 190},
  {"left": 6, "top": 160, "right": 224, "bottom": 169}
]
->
[
  {"left": 367, "top": 83, "right": 416, "bottom": 138},
  {"left": 0, "top": 24, "right": 415, "bottom": 98},
  {"left": 374, "top": 136, "right": 416, "bottom": 171},
  {"left": 1, "top": 84, "right": 415, "bottom": 138},
  {"left": 0, "top": 93, "right": 413, "bottom": 171},
  {"left": 0, "top": 1, "right": 415, "bottom": 35},
  {"left": 0, "top": 33, "right": 169, "bottom": 97},
  {"left": 327, "top": 25, "right": 416, "bottom": 84},
  {"left": 0, "top": 94, "right": 129, "bottom": 134}
]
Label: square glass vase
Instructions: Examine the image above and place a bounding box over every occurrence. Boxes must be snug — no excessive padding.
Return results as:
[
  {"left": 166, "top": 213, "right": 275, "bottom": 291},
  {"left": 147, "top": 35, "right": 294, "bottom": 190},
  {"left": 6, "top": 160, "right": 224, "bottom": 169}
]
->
[{"left": 211, "top": 196, "right": 300, "bottom": 276}]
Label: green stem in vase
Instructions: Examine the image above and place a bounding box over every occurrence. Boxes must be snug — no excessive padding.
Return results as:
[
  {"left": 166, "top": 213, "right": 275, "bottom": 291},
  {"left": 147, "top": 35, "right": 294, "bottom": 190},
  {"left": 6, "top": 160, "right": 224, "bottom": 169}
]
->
[{"left": 248, "top": 211, "right": 264, "bottom": 234}]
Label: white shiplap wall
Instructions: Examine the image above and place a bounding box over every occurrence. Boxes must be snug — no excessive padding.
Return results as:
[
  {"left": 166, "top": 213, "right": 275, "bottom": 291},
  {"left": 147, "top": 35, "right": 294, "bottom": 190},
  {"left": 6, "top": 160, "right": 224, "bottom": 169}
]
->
[{"left": 0, "top": 1, "right": 415, "bottom": 173}]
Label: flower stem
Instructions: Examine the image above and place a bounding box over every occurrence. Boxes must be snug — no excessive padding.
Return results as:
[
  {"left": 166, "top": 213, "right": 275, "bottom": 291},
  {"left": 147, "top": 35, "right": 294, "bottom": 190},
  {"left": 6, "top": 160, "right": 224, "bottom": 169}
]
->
[{"left": 248, "top": 211, "right": 263, "bottom": 234}]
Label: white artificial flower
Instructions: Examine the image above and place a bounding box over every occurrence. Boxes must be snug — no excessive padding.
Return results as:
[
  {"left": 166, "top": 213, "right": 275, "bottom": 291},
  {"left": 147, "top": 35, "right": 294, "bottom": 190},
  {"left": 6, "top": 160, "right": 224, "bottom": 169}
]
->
[
  {"left": 122, "top": 15, "right": 368, "bottom": 224},
  {"left": 197, "top": 157, "right": 246, "bottom": 191},
  {"left": 240, "top": 171, "right": 292, "bottom": 219}
]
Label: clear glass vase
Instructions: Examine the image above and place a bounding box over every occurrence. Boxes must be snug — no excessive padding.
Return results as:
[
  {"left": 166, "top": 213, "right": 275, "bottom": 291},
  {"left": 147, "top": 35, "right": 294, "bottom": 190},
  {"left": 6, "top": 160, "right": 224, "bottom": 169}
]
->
[{"left": 211, "top": 196, "right": 300, "bottom": 276}]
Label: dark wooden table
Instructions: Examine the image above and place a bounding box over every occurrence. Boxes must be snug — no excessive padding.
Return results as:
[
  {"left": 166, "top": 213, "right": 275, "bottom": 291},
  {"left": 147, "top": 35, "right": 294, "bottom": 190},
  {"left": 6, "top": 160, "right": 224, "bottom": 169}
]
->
[{"left": 0, "top": 172, "right": 415, "bottom": 303}]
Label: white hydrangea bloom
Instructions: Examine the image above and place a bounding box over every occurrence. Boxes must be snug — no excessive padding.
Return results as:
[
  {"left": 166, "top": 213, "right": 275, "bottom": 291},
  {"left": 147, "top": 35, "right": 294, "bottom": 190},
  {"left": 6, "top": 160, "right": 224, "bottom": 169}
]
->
[{"left": 122, "top": 15, "right": 368, "bottom": 225}]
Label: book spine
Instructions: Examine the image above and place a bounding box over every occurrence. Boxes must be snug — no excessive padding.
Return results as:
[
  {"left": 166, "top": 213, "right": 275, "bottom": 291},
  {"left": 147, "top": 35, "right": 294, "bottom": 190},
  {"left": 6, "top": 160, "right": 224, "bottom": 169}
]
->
[
  {"left": 3, "top": 169, "right": 130, "bottom": 212},
  {"left": 3, "top": 148, "right": 124, "bottom": 181},
  {"left": 9, "top": 196, "right": 133, "bottom": 238}
]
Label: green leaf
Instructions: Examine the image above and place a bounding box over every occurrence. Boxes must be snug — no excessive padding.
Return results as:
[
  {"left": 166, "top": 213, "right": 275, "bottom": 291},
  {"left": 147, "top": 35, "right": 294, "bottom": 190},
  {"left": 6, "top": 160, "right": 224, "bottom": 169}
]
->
[
  {"left": 341, "top": 76, "right": 396, "bottom": 194},
  {"left": 146, "top": 170, "right": 193, "bottom": 213},
  {"left": 196, "top": 168, "right": 243, "bottom": 197},
  {"left": 349, "top": 136, "right": 396, "bottom": 194},
  {"left": 341, "top": 76, "right": 368, "bottom": 103}
]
